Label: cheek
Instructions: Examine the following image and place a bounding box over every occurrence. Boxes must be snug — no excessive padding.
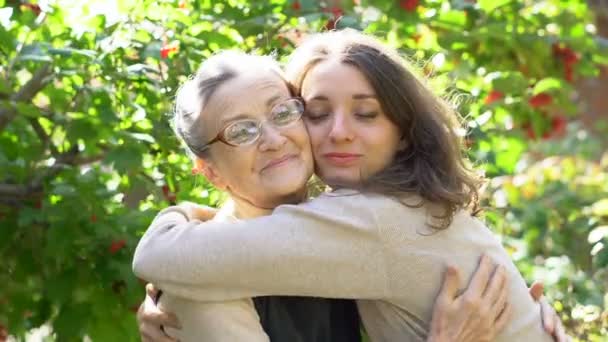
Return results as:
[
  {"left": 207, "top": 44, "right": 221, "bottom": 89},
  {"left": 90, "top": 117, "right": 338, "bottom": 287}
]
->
[
  {"left": 303, "top": 122, "right": 326, "bottom": 151},
  {"left": 291, "top": 124, "right": 311, "bottom": 150},
  {"left": 214, "top": 147, "right": 257, "bottom": 176},
  {"left": 362, "top": 122, "right": 400, "bottom": 153}
]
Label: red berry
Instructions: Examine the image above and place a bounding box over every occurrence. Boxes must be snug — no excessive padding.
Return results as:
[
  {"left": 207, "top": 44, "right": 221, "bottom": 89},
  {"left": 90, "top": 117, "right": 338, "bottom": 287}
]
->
[
  {"left": 325, "top": 18, "right": 336, "bottom": 30},
  {"left": 399, "top": 0, "right": 419, "bottom": 12},
  {"left": 109, "top": 239, "right": 127, "bottom": 255},
  {"left": 331, "top": 7, "right": 344, "bottom": 17},
  {"left": 528, "top": 93, "right": 552, "bottom": 108},
  {"left": 523, "top": 123, "right": 537, "bottom": 140},
  {"left": 291, "top": 0, "right": 301, "bottom": 11},
  {"left": 552, "top": 43, "right": 579, "bottom": 83},
  {"left": 22, "top": 3, "right": 41, "bottom": 16},
  {"left": 0, "top": 323, "right": 7, "bottom": 340},
  {"left": 160, "top": 42, "right": 179, "bottom": 59},
  {"left": 162, "top": 185, "right": 170, "bottom": 197},
  {"left": 549, "top": 116, "right": 567, "bottom": 138},
  {"left": 90, "top": 214, "right": 97, "bottom": 223},
  {"left": 484, "top": 90, "right": 503, "bottom": 105},
  {"left": 564, "top": 63, "right": 574, "bottom": 83}
]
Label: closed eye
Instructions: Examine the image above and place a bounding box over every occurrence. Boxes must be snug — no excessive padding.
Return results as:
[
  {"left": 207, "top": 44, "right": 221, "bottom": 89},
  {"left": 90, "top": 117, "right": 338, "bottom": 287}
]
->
[
  {"left": 355, "top": 112, "right": 378, "bottom": 119},
  {"left": 304, "top": 112, "right": 330, "bottom": 122}
]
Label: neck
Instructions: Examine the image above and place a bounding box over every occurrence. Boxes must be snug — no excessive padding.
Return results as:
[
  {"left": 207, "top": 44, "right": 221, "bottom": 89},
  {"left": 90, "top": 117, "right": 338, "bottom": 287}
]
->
[
  {"left": 231, "top": 196, "right": 273, "bottom": 219},
  {"left": 228, "top": 188, "right": 307, "bottom": 219}
]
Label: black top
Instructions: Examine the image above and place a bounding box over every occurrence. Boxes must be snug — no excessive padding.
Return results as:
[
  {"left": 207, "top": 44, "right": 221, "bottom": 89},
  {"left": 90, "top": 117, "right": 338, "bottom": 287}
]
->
[
  {"left": 156, "top": 291, "right": 361, "bottom": 341},
  {"left": 253, "top": 296, "right": 361, "bottom": 342}
]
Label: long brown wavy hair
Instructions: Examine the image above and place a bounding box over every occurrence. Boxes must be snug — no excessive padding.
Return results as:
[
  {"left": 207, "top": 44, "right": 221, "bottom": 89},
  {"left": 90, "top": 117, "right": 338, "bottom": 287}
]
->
[{"left": 285, "top": 29, "right": 484, "bottom": 229}]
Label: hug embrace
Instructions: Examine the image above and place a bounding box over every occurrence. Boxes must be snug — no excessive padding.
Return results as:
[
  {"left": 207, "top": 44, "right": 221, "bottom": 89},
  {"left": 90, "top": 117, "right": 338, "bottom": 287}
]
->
[{"left": 132, "top": 29, "right": 569, "bottom": 342}]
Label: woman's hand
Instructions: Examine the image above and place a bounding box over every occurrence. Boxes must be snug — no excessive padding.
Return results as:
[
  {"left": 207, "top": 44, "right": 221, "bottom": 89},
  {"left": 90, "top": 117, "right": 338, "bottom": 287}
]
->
[
  {"left": 137, "top": 283, "right": 182, "bottom": 342},
  {"left": 529, "top": 282, "right": 571, "bottom": 342},
  {"left": 177, "top": 201, "right": 217, "bottom": 221},
  {"left": 427, "top": 254, "right": 511, "bottom": 342}
]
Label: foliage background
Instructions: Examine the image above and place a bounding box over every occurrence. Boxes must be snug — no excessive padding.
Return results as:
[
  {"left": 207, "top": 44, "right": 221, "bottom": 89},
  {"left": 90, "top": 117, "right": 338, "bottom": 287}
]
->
[{"left": 0, "top": 0, "right": 607, "bottom": 340}]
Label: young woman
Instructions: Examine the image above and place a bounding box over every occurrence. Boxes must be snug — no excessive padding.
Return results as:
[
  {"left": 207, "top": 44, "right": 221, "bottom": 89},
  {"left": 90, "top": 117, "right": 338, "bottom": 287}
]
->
[{"left": 134, "top": 30, "right": 567, "bottom": 341}]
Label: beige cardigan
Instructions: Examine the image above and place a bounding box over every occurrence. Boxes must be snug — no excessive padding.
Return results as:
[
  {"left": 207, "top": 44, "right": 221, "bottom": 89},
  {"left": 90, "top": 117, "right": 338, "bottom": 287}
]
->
[
  {"left": 133, "top": 190, "right": 552, "bottom": 342},
  {"left": 156, "top": 203, "right": 269, "bottom": 342}
]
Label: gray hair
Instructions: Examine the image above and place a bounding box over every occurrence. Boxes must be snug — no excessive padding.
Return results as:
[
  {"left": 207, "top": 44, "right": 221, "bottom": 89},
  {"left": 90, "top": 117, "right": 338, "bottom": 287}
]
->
[{"left": 173, "top": 50, "right": 286, "bottom": 159}]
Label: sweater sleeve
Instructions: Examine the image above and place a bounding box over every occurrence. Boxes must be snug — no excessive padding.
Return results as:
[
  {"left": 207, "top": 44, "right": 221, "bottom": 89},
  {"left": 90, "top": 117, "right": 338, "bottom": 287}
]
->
[{"left": 132, "top": 193, "right": 389, "bottom": 302}]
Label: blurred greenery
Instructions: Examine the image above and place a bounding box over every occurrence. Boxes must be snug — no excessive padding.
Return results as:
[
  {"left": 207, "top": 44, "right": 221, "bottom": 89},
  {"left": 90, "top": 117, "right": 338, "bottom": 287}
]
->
[{"left": 0, "top": 0, "right": 606, "bottom": 340}]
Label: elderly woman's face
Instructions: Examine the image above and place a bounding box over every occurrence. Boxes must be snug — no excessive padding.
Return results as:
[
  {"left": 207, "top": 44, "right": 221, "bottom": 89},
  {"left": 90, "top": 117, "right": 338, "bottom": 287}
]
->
[{"left": 199, "top": 71, "right": 314, "bottom": 208}]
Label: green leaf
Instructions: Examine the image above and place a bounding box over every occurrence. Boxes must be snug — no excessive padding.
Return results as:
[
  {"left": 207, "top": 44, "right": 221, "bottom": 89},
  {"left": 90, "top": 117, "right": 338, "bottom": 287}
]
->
[
  {"left": 491, "top": 72, "right": 528, "bottom": 94},
  {"left": 532, "top": 78, "right": 564, "bottom": 95},
  {"left": 478, "top": 0, "right": 512, "bottom": 12},
  {"left": 105, "top": 145, "right": 144, "bottom": 174},
  {"left": 48, "top": 47, "right": 97, "bottom": 59},
  {"left": 438, "top": 10, "right": 466, "bottom": 27}
]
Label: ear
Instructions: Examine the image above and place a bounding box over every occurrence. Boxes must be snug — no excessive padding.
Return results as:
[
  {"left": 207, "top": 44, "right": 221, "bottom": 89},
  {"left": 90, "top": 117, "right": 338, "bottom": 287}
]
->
[{"left": 193, "top": 158, "right": 227, "bottom": 191}]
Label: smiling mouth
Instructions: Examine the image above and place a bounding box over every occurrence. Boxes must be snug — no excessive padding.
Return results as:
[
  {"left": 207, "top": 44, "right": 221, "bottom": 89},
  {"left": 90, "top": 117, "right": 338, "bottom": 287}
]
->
[
  {"left": 262, "top": 154, "right": 297, "bottom": 171},
  {"left": 323, "top": 153, "right": 362, "bottom": 166}
]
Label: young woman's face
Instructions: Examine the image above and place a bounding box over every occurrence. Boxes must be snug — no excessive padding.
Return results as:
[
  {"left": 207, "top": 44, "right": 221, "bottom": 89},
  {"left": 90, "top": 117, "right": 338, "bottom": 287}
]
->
[
  {"left": 200, "top": 71, "right": 314, "bottom": 208},
  {"left": 300, "top": 59, "right": 404, "bottom": 187}
]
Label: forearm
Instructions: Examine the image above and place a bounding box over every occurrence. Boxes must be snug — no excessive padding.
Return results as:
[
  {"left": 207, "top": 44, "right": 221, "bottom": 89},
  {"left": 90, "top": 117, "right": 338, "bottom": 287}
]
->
[{"left": 133, "top": 201, "right": 388, "bottom": 301}]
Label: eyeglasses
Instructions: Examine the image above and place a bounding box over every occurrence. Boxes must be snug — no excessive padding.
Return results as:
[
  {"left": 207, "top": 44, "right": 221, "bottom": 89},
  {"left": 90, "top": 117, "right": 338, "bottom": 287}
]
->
[{"left": 200, "top": 98, "right": 305, "bottom": 151}]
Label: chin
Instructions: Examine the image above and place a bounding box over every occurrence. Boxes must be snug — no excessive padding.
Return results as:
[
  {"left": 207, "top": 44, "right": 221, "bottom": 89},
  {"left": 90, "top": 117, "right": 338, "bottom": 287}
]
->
[
  {"left": 317, "top": 170, "right": 361, "bottom": 188},
  {"left": 266, "top": 187, "right": 307, "bottom": 205},
  {"left": 265, "top": 173, "right": 308, "bottom": 196}
]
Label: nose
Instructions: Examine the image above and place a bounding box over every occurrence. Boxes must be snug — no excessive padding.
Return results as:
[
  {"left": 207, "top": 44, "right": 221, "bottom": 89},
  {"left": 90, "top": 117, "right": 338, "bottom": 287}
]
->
[
  {"left": 328, "top": 111, "right": 354, "bottom": 143},
  {"left": 258, "top": 123, "right": 287, "bottom": 151}
]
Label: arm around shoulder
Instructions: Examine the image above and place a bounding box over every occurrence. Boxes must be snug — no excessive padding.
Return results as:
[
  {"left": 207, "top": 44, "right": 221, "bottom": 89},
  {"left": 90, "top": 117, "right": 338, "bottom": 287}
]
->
[{"left": 132, "top": 194, "right": 390, "bottom": 301}]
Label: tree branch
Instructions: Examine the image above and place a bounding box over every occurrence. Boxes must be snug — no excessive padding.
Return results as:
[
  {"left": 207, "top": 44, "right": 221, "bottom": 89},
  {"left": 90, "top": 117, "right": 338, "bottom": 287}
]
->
[
  {"left": 0, "top": 64, "right": 53, "bottom": 131},
  {"left": 0, "top": 143, "right": 110, "bottom": 200},
  {"left": 28, "top": 117, "right": 60, "bottom": 157}
]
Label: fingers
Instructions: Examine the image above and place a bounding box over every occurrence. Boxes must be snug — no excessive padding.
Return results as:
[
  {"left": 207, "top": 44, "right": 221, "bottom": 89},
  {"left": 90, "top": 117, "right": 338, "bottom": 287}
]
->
[
  {"left": 484, "top": 265, "right": 508, "bottom": 305},
  {"left": 529, "top": 281, "right": 544, "bottom": 301},
  {"left": 146, "top": 283, "right": 159, "bottom": 297},
  {"left": 437, "top": 265, "right": 462, "bottom": 300},
  {"left": 494, "top": 301, "right": 512, "bottom": 333},
  {"left": 140, "top": 288, "right": 182, "bottom": 329},
  {"left": 192, "top": 206, "right": 217, "bottom": 221},
  {"left": 150, "top": 313, "right": 181, "bottom": 329},
  {"left": 141, "top": 325, "right": 178, "bottom": 342},
  {"left": 488, "top": 268, "right": 509, "bottom": 321},
  {"left": 466, "top": 254, "right": 493, "bottom": 296},
  {"left": 540, "top": 298, "right": 556, "bottom": 334}
]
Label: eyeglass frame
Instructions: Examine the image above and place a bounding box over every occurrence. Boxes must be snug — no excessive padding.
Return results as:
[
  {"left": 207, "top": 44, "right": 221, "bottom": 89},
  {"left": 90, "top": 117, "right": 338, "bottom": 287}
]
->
[{"left": 199, "top": 97, "right": 306, "bottom": 152}]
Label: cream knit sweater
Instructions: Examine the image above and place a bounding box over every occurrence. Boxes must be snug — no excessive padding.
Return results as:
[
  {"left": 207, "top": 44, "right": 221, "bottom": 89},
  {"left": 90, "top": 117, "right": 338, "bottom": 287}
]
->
[{"left": 133, "top": 190, "right": 552, "bottom": 342}]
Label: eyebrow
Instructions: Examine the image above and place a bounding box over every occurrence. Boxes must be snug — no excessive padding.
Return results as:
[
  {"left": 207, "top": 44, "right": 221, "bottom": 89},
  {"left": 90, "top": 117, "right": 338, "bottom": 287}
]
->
[
  {"left": 352, "top": 94, "right": 377, "bottom": 100},
  {"left": 219, "top": 95, "right": 285, "bottom": 126},
  {"left": 306, "top": 94, "right": 377, "bottom": 101},
  {"left": 265, "top": 94, "right": 283, "bottom": 107}
]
